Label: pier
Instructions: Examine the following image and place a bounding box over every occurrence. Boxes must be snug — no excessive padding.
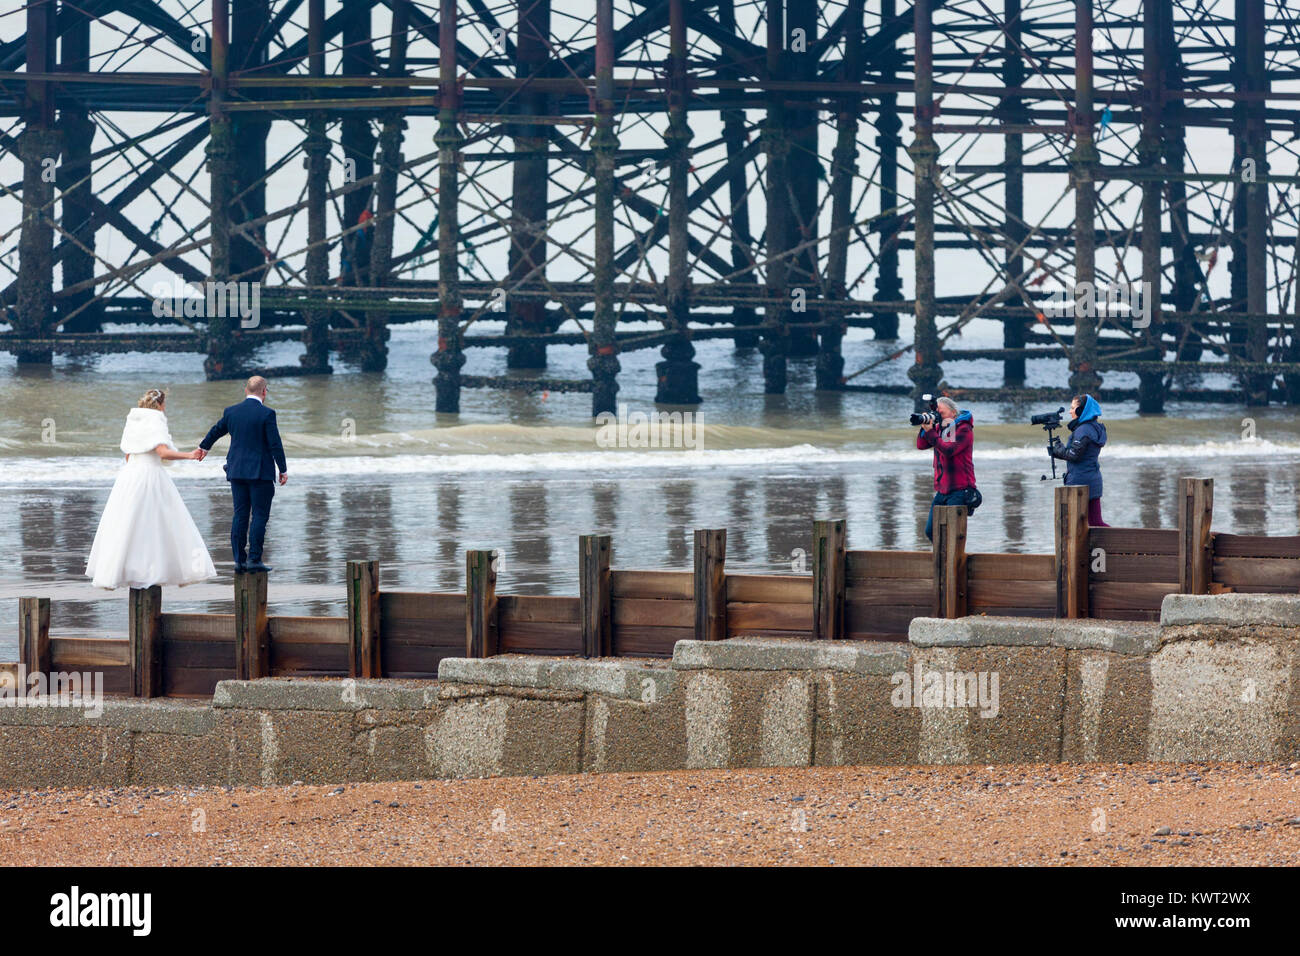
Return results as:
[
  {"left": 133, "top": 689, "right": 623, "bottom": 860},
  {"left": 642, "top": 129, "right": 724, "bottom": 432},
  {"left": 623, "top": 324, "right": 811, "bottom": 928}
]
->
[{"left": 3, "top": 3, "right": 1300, "bottom": 410}]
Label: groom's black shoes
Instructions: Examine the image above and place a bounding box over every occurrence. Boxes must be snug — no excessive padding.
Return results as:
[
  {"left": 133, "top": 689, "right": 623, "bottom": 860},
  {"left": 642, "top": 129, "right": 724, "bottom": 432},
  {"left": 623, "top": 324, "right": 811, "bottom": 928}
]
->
[
  {"left": 245, "top": 562, "right": 273, "bottom": 573},
  {"left": 233, "top": 562, "right": 247, "bottom": 574}
]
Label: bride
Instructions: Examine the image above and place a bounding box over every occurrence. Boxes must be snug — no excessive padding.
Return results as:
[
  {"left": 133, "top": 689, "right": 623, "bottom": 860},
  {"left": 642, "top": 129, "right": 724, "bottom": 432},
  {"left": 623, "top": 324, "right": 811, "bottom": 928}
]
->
[{"left": 84, "top": 388, "right": 218, "bottom": 589}]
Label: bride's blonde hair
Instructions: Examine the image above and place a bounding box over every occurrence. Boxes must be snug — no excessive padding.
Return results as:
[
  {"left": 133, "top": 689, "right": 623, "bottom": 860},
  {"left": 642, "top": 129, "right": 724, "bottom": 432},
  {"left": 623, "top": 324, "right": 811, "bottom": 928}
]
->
[{"left": 137, "top": 387, "right": 167, "bottom": 410}]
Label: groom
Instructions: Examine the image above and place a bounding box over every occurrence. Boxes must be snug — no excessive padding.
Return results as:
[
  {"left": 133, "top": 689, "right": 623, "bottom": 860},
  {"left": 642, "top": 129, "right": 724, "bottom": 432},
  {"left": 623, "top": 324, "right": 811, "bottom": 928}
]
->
[{"left": 197, "top": 375, "right": 288, "bottom": 573}]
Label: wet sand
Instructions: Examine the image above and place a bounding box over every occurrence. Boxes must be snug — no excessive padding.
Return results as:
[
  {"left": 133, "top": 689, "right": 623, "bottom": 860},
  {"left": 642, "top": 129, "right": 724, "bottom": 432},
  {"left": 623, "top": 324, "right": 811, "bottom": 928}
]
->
[{"left": 1, "top": 762, "right": 1297, "bottom": 866}]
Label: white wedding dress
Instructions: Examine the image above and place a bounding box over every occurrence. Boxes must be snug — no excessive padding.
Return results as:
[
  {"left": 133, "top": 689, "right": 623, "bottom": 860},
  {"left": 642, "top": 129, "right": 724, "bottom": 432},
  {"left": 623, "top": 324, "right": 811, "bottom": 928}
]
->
[{"left": 84, "top": 407, "right": 218, "bottom": 590}]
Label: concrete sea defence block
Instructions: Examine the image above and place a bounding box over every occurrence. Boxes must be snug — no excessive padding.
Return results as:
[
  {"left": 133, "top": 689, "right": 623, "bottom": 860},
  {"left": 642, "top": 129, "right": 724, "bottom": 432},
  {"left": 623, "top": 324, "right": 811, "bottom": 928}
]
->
[
  {"left": 1160, "top": 593, "right": 1300, "bottom": 629},
  {"left": 438, "top": 655, "right": 675, "bottom": 702},
  {"left": 1061, "top": 649, "right": 1153, "bottom": 762},
  {"left": 812, "top": 672, "right": 920, "bottom": 767},
  {"left": 909, "top": 616, "right": 1159, "bottom": 656},
  {"left": 910, "top": 644, "right": 1067, "bottom": 764},
  {"left": 672, "top": 637, "right": 908, "bottom": 675}
]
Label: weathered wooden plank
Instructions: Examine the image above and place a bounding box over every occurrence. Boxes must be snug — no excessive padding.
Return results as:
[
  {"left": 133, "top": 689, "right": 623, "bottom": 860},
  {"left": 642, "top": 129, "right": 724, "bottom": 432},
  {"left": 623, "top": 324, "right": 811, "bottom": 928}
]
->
[
  {"left": 1056, "top": 485, "right": 1090, "bottom": 618},
  {"left": 1090, "top": 551, "right": 1180, "bottom": 583},
  {"left": 497, "top": 620, "right": 584, "bottom": 655},
  {"left": 1212, "top": 557, "right": 1300, "bottom": 590},
  {"left": 1178, "top": 478, "right": 1214, "bottom": 594},
  {"left": 844, "top": 602, "right": 926, "bottom": 636},
  {"left": 580, "top": 534, "right": 612, "bottom": 657},
  {"left": 379, "top": 592, "right": 466, "bottom": 621},
  {"left": 611, "top": 570, "right": 693, "bottom": 600},
  {"left": 1089, "top": 527, "right": 1179, "bottom": 555},
  {"left": 50, "top": 637, "right": 131, "bottom": 668},
  {"left": 161, "top": 613, "right": 236, "bottom": 641},
  {"left": 162, "top": 666, "right": 232, "bottom": 698},
  {"left": 1212, "top": 534, "right": 1300, "bottom": 559},
  {"left": 1089, "top": 581, "right": 1177, "bottom": 614},
  {"left": 18, "top": 596, "right": 50, "bottom": 676},
  {"left": 129, "top": 585, "right": 162, "bottom": 698},
  {"left": 612, "top": 597, "right": 695, "bottom": 628},
  {"left": 466, "top": 550, "right": 499, "bottom": 658},
  {"left": 966, "top": 553, "right": 1055, "bottom": 581},
  {"left": 725, "top": 574, "right": 813, "bottom": 605},
  {"left": 381, "top": 642, "right": 458, "bottom": 678},
  {"left": 347, "top": 559, "right": 381, "bottom": 678},
  {"left": 499, "top": 595, "right": 582, "bottom": 623},
  {"left": 270, "top": 641, "right": 350, "bottom": 676},
  {"left": 813, "top": 519, "right": 846, "bottom": 640},
  {"left": 694, "top": 529, "right": 727, "bottom": 641},
  {"left": 162, "top": 640, "right": 237, "bottom": 670},
  {"left": 845, "top": 580, "right": 934, "bottom": 606},
  {"left": 967, "top": 579, "right": 1058, "bottom": 609},
  {"left": 932, "top": 505, "right": 967, "bottom": 618},
  {"left": 610, "top": 624, "right": 688, "bottom": 658},
  {"left": 845, "top": 550, "right": 932, "bottom": 580},
  {"left": 269, "top": 616, "right": 349, "bottom": 643},
  {"left": 726, "top": 601, "right": 813, "bottom": 632},
  {"left": 234, "top": 571, "right": 270, "bottom": 680}
]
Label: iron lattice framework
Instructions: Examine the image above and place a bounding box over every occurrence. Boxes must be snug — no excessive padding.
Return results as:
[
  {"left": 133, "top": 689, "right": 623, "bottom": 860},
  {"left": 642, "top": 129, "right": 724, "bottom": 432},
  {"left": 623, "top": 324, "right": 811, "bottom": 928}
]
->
[{"left": 2, "top": 0, "right": 1300, "bottom": 413}]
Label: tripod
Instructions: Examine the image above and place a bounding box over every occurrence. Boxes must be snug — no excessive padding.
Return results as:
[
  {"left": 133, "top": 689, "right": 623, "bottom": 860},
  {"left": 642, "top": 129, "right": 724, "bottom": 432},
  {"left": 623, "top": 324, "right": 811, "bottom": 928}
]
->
[{"left": 1039, "top": 421, "right": 1064, "bottom": 481}]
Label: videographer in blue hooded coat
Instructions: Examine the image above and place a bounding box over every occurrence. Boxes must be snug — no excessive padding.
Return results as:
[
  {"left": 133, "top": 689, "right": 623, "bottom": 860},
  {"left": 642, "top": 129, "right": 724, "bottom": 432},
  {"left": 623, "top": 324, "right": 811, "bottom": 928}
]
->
[{"left": 1049, "top": 394, "right": 1109, "bottom": 527}]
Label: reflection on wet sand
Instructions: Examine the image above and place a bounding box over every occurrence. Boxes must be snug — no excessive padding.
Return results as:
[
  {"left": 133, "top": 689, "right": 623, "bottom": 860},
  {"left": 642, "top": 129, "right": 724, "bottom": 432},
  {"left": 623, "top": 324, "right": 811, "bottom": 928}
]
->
[{"left": 1, "top": 452, "right": 1298, "bottom": 647}]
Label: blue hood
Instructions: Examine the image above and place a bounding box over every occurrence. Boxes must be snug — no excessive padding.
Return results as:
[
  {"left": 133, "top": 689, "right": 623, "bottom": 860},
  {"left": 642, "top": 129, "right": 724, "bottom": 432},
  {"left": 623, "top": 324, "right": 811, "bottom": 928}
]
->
[
  {"left": 953, "top": 410, "right": 973, "bottom": 426},
  {"left": 1077, "top": 395, "right": 1101, "bottom": 423}
]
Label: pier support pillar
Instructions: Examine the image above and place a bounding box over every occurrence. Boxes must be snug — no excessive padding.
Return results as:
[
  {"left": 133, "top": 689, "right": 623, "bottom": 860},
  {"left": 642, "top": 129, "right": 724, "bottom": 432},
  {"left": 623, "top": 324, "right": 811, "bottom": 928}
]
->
[
  {"left": 760, "top": 0, "right": 790, "bottom": 394},
  {"left": 872, "top": 0, "right": 902, "bottom": 341},
  {"left": 300, "top": 0, "right": 333, "bottom": 373},
  {"left": 1241, "top": 0, "right": 1271, "bottom": 406},
  {"left": 1137, "top": 0, "right": 1166, "bottom": 414},
  {"left": 588, "top": 0, "right": 621, "bottom": 416},
  {"left": 786, "top": 0, "right": 819, "bottom": 358},
  {"left": 57, "top": 7, "right": 100, "bottom": 334},
  {"left": 205, "top": 0, "right": 237, "bottom": 379},
  {"left": 656, "top": 0, "right": 701, "bottom": 405},
  {"left": 432, "top": 0, "right": 465, "bottom": 412},
  {"left": 506, "top": 0, "right": 552, "bottom": 369},
  {"left": 1001, "top": 0, "right": 1027, "bottom": 386},
  {"left": 718, "top": 0, "right": 760, "bottom": 348},
  {"left": 1068, "top": 0, "right": 1102, "bottom": 397},
  {"left": 15, "top": 0, "right": 58, "bottom": 364},
  {"left": 908, "top": 0, "right": 942, "bottom": 406}
]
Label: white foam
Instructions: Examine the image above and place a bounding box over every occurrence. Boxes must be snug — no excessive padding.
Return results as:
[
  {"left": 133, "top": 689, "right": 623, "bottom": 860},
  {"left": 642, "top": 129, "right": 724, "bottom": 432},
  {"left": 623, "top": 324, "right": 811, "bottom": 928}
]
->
[{"left": 3, "top": 437, "right": 1296, "bottom": 485}]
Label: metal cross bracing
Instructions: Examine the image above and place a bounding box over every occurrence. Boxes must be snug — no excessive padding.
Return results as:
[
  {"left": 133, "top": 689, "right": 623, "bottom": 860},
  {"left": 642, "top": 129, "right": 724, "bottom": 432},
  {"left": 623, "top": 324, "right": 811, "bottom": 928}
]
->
[{"left": 2, "top": 0, "right": 1299, "bottom": 414}]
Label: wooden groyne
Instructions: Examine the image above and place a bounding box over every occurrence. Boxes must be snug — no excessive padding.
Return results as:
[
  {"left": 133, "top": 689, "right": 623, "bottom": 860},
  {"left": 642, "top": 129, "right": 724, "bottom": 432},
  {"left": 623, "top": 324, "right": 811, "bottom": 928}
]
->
[{"left": 7, "top": 477, "right": 1299, "bottom": 701}]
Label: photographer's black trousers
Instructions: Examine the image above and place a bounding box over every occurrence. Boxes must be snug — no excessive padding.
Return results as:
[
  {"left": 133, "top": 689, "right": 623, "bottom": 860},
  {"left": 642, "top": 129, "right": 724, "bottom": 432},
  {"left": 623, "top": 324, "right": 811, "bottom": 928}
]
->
[{"left": 925, "top": 490, "right": 969, "bottom": 541}]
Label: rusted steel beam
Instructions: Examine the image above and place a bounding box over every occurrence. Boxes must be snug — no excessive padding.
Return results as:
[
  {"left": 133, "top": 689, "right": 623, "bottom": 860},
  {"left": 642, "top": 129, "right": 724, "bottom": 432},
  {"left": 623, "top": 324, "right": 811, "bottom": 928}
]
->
[{"left": 1242, "top": 0, "right": 1271, "bottom": 406}]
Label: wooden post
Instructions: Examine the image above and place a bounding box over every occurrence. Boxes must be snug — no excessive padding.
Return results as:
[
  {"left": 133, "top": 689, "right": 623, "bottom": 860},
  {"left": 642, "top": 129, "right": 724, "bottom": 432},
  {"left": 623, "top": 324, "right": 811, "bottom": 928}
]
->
[
  {"left": 931, "top": 506, "right": 967, "bottom": 618},
  {"left": 466, "top": 549, "right": 499, "bottom": 658},
  {"left": 1178, "top": 477, "right": 1214, "bottom": 594},
  {"left": 812, "top": 519, "right": 846, "bottom": 639},
  {"left": 18, "top": 596, "right": 50, "bottom": 678},
  {"left": 1054, "top": 485, "right": 1090, "bottom": 618},
  {"left": 693, "top": 529, "right": 727, "bottom": 641},
  {"left": 234, "top": 571, "right": 270, "bottom": 679},
  {"left": 579, "top": 535, "right": 612, "bottom": 658},
  {"left": 347, "top": 560, "right": 381, "bottom": 677},
  {"left": 129, "top": 585, "right": 162, "bottom": 698}
]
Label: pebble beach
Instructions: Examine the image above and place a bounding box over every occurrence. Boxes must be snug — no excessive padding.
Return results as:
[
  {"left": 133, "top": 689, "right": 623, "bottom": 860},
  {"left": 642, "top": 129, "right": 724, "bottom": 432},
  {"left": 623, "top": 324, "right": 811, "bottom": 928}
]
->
[{"left": 2, "top": 762, "right": 1297, "bottom": 866}]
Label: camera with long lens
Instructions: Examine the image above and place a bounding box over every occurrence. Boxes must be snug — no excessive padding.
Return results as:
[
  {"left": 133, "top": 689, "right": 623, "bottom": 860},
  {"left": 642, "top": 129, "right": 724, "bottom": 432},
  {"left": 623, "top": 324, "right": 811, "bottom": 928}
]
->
[
  {"left": 909, "top": 394, "right": 940, "bottom": 427},
  {"left": 1031, "top": 406, "right": 1066, "bottom": 480}
]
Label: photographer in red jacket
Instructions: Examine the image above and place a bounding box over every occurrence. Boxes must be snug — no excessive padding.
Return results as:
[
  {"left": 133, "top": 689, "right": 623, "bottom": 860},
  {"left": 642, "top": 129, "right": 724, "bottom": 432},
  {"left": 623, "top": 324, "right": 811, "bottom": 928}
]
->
[{"left": 915, "top": 396, "right": 979, "bottom": 540}]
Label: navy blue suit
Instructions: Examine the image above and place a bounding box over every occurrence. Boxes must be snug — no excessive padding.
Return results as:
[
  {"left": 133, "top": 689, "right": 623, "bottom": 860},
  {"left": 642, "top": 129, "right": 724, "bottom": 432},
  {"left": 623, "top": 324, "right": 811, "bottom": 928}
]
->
[{"left": 200, "top": 397, "right": 288, "bottom": 566}]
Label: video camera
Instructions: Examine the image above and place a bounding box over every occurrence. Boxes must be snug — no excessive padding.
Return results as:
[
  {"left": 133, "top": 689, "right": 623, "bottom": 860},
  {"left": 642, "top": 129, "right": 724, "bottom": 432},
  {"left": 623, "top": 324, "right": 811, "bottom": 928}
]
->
[
  {"left": 1032, "top": 406, "right": 1066, "bottom": 480},
  {"left": 910, "top": 394, "right": 940, "bottom": 427}
]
